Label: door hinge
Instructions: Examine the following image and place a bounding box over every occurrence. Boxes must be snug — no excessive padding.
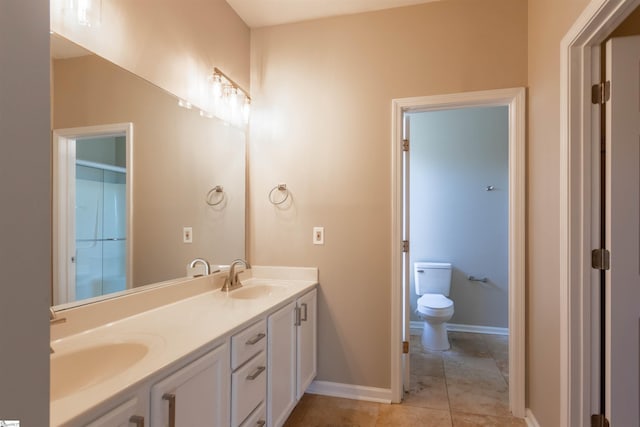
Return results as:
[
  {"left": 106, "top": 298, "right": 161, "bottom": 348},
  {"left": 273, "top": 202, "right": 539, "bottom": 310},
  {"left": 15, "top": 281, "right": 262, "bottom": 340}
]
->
[
  {"left": 591, "top": 248, "right": 610, "bottom": 270},
  {"left": 402, "top": 240, "right": 409, "bottom": 253},
  {"left": 591, "top": 414, "right": 610, "bottom": 427},
  {"left": 402, "top": 341, "right": 409, "bottom": 354},
  {"left": 402, "top": 138, "right": 409, "bottom": 152},
  {"left": 591, "top": 81, "right": 611, "bottom": 104}
]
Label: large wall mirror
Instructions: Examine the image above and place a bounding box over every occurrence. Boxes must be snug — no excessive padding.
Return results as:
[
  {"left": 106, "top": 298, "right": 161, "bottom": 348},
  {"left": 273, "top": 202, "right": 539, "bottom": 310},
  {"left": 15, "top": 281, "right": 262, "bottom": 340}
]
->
[{"left": 51, "top": 33, "right": 246, "bottom": 308}]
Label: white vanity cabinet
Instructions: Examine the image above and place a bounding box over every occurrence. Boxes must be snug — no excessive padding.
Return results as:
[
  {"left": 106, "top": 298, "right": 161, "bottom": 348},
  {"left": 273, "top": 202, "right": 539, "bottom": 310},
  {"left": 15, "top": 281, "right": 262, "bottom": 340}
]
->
[
  {"left": 150, "top": 342, "right": 230, "bottom": 427},
  {"left": 230, "top": 319, "right": 267, "bottom": 427},
  {"left": 267, "top": 288, "right": 317, "bottom": 427},
  {"left": 85, "top": 396, "right": 146, "bottom": 427}
]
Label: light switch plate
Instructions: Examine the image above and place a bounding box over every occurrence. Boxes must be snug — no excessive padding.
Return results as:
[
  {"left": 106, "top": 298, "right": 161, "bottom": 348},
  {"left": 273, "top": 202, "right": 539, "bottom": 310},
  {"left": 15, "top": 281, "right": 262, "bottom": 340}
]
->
[
  {"left": 183, "top": 227, "right": 193, "bottom": 243},
  {"left": 313, "top": 226, "right": 324, "bottom": 245}
]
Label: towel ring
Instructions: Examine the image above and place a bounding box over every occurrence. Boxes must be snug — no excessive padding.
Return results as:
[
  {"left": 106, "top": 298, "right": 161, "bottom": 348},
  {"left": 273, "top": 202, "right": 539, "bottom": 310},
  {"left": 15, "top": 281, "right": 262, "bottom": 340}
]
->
[
  {"left": 268, "top": 184, "right": 290, "bottom": 205},
  {"left": 206, "top": 185, "right": 225, "bottom": 206}
]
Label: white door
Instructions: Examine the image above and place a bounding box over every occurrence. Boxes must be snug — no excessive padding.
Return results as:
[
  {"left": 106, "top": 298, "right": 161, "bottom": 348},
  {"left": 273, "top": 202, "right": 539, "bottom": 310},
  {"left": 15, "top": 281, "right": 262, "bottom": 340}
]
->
[
  {"left": 605, "top": 34, "right": 640, "bottom": 426},
  {"left": 402, "top": 113, "right": 411, "bottom": 391}
]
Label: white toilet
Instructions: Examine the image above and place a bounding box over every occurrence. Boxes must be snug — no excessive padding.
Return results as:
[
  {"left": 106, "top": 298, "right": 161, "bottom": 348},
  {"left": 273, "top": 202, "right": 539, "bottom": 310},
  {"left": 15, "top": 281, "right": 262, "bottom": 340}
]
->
[{"left": 414, "top": 262, "right": 455, "bottom": 351}]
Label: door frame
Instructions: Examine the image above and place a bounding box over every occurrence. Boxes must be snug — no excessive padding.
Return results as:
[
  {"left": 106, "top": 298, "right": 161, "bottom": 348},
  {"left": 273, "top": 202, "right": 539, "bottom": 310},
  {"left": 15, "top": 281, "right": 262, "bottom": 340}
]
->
[
  {"left": 560, "top": 0, "right": 640, "bottom": 425},
  {"left": 52, "top": 122, "right": 134, "bottom": 306},
  {"left": 390, "top": 87, "right": 526, "bottom": 417}
]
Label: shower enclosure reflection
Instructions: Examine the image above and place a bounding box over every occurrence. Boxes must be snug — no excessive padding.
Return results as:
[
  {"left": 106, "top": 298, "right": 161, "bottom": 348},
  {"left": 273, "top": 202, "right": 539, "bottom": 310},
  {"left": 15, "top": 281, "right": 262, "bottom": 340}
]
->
[{"left": 75, "top": 136, "right": 127, "bottom": 300}]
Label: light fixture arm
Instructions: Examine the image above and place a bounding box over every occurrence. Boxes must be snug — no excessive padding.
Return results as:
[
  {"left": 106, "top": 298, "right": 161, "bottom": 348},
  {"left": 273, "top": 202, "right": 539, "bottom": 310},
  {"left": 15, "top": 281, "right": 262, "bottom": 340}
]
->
[{"left": 213, "top": 67, "right": 251, "bottom": 101}]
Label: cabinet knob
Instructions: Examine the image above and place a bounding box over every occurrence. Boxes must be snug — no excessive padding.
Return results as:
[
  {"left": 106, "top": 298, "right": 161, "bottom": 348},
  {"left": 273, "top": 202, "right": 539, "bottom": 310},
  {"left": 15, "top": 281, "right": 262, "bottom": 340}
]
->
[
  {"left": 301, "top": 303, "right": 308, "bottom": 322},
  {"left": 129, "top": 415, "right": 144, "bottom": 427},
  {"left": 162, "top": 393, "right": 176, "bottom": 427},
  {"left": 256, "top": 420, "right": 266, "bottom": 427}
]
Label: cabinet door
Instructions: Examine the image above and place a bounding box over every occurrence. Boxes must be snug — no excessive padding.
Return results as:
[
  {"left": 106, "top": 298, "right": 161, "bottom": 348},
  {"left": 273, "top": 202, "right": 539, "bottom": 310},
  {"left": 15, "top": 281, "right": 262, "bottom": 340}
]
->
[
  {"left": 296, "top": 288, "right": 317, "bottom": 399},
  {"left": 267, "top": 300, "right": 297, "bottom": 427},
  {"left": 86, "top": 397, "right": 145, "bottom": 427},
  {"left": 150, "top": 343, "right": 229, "bottom": 427}
]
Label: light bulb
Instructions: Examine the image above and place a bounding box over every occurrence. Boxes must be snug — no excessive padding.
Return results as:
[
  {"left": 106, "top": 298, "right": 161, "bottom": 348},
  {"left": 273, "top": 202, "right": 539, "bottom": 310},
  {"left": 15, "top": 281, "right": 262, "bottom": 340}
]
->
[{"left": 243, "top": 99, "right": 251, "bottom": 125}]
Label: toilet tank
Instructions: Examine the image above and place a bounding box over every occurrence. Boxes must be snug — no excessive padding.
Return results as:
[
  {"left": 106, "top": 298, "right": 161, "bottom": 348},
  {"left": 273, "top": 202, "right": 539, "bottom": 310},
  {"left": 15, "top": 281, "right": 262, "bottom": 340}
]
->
[{"left": 414, "top": 262, "right": 452, "bottom": 296}]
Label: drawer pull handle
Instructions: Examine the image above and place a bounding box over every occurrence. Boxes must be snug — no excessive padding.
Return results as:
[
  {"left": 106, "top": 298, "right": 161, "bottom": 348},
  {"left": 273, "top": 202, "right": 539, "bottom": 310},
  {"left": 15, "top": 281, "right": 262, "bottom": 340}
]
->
[
  {"left": 301, "top": 303, "right": 308, "bottom": 322},
  {"left": 294, "top": 307, "right": 301, "bottom": 326},
  {"left": 162, "top": 393, "right": 176, "bottom": 427},
  {"left": 246, "top": 365, "right": 266, "bottom": 380},
  {"left": 129, "top": 415, "right": 144, "bottom": 427},
  {"left": 256, "top": 420, "right": 266, "bottom": 426},
  {"left": 246, "top": 332, "right": 266, "bottom": 345}
]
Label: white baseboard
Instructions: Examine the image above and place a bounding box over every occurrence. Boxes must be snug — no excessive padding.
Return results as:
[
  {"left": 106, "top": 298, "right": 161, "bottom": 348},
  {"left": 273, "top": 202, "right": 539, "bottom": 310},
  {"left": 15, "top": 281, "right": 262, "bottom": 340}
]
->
[
  {"left": 306, "top": 380, "right": 392, "bottom": 404},
  {"left": 524, "top": 409, "right": 540, "bottom": 427},
  {"left": 410, "top": 321, "right": 508, "bottom": 336}
]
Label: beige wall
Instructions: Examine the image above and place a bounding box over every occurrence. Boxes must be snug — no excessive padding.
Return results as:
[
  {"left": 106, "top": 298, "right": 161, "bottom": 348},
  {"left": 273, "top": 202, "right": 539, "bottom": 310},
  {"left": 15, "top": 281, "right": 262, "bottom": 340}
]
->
[
  {"left": 527, "top": 0, "right": 591, "bottom": 424},
  {"left": 249, "top": 0, "right": 527, "bottom": 388},
  {"left": 53, "top": 54, "right": 245, "bottom": 289},
  {"left": 51, "top": 0, "right": 250, "bottom": 110},
  {"left": 0, "top": 0, "right": 50, "bottom": 424}
]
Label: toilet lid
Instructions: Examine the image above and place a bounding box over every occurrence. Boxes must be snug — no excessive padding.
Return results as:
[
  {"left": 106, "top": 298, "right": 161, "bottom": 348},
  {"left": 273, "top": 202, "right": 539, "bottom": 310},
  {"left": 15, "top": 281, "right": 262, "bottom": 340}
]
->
[{"left": 417, "top": 294, "right": 453, "bottom": 309}]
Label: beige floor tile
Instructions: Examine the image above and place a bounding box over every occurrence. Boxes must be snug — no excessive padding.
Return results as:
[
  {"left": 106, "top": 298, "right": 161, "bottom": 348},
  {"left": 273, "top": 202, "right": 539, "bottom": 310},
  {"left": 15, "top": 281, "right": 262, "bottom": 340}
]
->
[
  {"left": 443, "top": 353, "right": 506, "bottom": 382},
  {"left": 446, "top": 332, "right": 491, "bottom": 359},
  {"left": 451, "top": 411, "right": 527, "bottom": 426},
  {"left": 482, "top": 335, "right": 508, "bottom": 369},
  {"left": 446, "top": 376, "right": 510, "bottom": 417},
  {"left": 295, "top": 395, "right": 380, "bottom": 427},
  {"left": 376, "top": 404, "right": 452, "bottom": 427},
  {"left": 404, "top": 374, "right": 450, "bottom": 411},
  {"left": 411, "top": 351, "right": 445, "bottom": 378}
]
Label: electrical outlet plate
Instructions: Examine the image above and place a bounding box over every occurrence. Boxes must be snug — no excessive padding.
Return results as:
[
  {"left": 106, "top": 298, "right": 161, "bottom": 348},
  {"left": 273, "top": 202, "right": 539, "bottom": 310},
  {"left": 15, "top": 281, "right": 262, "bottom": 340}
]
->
[
  {"left": 183, "top": 227, "right": 193, "bottom": 243},
  {"left": 313, "top": 226, "right": 324, "bottom": 245}
]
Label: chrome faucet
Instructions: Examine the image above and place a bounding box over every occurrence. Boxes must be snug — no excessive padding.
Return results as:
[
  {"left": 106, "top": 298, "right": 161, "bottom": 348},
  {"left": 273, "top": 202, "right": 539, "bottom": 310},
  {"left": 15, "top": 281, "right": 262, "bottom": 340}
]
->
[
  {"left": 189, "top": 258, "right": 211, "bottom": 276},
  {"left": 222, "top": 258, "right": 251, "bottom": 292}
]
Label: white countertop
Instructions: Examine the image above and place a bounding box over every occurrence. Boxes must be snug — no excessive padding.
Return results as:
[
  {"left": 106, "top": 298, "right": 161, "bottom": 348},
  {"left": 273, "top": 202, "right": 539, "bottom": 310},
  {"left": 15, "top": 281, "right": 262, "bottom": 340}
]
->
[{"left": 50, "top": 267, "right": 317, "bottom": 426}]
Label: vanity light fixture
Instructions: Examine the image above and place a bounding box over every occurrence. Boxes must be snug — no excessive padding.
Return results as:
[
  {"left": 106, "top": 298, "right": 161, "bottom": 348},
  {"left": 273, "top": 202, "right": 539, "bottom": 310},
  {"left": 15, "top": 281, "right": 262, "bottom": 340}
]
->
[
  {"left": 61, "top": 0, "right": 102, "bottom": 27},
  {"left": 208, "top": 67, "right": 251, "bottom": 127},
  {"left": 178, "top": 99, "right": 193, "bottom": 109}
]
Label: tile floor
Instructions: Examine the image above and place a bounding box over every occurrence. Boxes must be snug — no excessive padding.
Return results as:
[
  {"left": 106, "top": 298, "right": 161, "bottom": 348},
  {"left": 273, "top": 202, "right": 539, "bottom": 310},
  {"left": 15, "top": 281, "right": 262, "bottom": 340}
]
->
[{"left": 284, "top": 332, "right": 526, "bottom": 427}]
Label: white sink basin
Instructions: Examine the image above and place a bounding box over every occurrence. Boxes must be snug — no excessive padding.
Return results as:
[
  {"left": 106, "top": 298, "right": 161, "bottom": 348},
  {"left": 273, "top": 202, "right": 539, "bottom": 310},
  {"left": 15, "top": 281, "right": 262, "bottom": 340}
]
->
[
  {"left": 229, "top": 284, "right": 287, "bottom": 299},
  {"left": 51, "top": 342, "right": 148, "bottom": 401}
]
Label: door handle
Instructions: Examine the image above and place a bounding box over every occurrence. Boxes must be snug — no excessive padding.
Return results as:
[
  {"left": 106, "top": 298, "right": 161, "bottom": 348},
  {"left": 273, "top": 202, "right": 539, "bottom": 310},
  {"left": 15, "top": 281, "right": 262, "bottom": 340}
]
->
[
  {"left": 301, "top": 303, "right": 308, "bottom": 322},
  {"left": 162, "top": 393, "right": 176, "bottom": 427}
]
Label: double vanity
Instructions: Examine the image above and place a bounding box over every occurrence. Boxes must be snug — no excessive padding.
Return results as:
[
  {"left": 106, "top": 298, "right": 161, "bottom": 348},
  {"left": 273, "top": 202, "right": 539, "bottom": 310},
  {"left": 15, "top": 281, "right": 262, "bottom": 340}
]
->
[{"left": 50, "top": 266, "right": 318, "bottom": 427}]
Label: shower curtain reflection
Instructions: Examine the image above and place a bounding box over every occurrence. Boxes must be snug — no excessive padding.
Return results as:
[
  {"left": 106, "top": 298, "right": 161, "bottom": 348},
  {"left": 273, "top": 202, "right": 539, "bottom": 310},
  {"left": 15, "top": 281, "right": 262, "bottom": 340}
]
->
[{"left": 75, "top": 162, "right": 126, "bottom": 300}]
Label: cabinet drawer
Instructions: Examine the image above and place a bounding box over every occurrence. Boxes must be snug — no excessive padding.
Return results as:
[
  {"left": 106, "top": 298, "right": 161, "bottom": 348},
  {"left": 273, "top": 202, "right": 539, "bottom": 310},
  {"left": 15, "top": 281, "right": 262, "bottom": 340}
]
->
[
  {"left": 239, "top": 401, "right": 266, "bottom": 427},
  {"left": 231, "top": 319, "right": 267, "bottom": 369},
  {"left": 232, "top": 351, "right": 266, "bottom": 427}
]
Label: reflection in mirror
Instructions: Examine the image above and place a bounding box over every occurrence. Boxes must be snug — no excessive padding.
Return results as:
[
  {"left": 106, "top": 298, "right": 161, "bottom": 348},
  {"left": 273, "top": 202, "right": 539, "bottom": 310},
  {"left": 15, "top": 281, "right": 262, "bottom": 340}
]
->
[{"left": 51, "top": 34, "right": 246, "bottom": 307}]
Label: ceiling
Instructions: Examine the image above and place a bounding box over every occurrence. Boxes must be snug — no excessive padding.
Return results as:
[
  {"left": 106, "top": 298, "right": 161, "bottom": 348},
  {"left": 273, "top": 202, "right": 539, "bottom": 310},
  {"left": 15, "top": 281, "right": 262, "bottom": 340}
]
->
[{"left": 225, "top": 0, "right": 441, "bottom": 28}]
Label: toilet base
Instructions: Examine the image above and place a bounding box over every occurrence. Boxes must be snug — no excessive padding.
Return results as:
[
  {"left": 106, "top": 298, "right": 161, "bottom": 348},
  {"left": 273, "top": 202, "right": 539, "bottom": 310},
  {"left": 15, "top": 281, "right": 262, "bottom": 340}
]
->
[{"left": 421, "top": 321, "right": 450, "bottom": 351}]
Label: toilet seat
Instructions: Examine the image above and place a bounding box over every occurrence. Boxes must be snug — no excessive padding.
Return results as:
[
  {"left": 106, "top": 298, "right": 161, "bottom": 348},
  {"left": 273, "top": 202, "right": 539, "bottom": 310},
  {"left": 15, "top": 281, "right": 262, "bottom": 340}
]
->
[{"left": 417, "top": 294, "right": 454, "bottom": 316}]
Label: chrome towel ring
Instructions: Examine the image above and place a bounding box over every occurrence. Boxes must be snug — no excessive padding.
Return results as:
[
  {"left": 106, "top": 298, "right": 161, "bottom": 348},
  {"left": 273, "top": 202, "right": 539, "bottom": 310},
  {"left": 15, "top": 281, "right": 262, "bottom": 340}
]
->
[
  {"left": 268, "top": 184, "right": 290, "bottom": 205},
  {"left": 206, "top": 185, "right": 225, "bottom": 206}
]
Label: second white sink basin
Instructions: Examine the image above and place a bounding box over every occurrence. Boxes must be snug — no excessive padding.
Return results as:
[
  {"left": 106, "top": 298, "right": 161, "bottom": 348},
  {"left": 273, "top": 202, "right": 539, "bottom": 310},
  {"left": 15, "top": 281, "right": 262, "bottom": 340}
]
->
[
  {"left": 229, "top": 284, "right": 287, "bottom": 299},
  {"left": 51, "top": 342, "right": 148, "bottom": 401}
]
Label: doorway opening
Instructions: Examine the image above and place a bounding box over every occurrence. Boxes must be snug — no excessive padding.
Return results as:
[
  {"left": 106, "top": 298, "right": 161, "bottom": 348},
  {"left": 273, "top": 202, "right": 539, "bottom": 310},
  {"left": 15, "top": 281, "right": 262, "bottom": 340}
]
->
[
  {"left": 390, "top": 88, "right": 526, "bottom": 418},
  {"left": 52, "top": 123, "right": 133, "bottom": 306}
]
